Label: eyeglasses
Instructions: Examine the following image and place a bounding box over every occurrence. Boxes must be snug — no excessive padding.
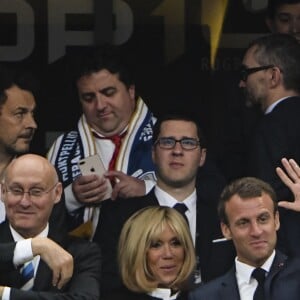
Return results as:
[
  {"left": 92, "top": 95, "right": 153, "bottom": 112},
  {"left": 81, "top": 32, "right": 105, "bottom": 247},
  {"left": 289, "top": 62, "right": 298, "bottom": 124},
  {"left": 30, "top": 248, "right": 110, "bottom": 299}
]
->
[
  {"left": 155, "top": 137, "right": 200, "bottom": 150},
  {"left": 4, "top": 183, "right": 58, "bottom": 200},
  {"left": 240, "top": 65, "right": 274, "bottom": 81}
]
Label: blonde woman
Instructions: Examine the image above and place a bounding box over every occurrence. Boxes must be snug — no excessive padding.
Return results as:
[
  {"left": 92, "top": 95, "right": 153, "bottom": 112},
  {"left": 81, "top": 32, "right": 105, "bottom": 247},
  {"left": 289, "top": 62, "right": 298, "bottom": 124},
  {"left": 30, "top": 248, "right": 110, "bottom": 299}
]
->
[{"left": 104, "top": 206, "right": 196, "bottom": 300}]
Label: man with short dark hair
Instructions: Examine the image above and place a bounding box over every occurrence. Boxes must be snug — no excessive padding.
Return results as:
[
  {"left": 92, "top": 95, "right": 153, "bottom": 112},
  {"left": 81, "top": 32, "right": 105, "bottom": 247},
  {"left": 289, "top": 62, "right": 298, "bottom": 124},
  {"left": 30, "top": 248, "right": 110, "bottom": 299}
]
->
[
  {"left": 266, "top": 0, "right": 300, "bottom": 43},
  {"left": 94, "top": 113, "right": 235, "bottom": 297},
  {"left": 190, "top": 177, "right": 300, "bottom": 300},
  {"left": 0, "top": 65, "right": 38, "bottom": 222},
  {"left": 47, "top": 45, "right": 156, "bottom": 238}
]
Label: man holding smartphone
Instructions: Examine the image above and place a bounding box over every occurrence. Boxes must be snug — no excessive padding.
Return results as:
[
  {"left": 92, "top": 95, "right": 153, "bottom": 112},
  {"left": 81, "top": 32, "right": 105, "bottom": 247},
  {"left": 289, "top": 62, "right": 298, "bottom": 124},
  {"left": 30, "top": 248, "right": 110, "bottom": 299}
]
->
[{"left": 47, "top": 45, "right": 156, "bottom": 238}]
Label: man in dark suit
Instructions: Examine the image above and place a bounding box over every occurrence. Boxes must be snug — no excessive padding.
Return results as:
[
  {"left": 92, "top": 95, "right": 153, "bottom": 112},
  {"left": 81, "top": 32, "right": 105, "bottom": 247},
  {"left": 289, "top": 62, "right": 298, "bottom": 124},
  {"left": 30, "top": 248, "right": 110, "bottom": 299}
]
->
[
  {"left": 189, "top": 177, "right": 300, "bottom": 300},
  {"left": 93, "top": 113, "right": 235, "bottom": 298},
  {"left": 0, "top": 154, "right": 101, "bottom": 299},
  {"left": 0, "top": 64, "right": 66, "bottom": 232},
  {"left": 239, "top": 33, "right": 300, "bottom": 256},
  {"left": 0, "top": 237, "right": 73, "bottom": 289}
]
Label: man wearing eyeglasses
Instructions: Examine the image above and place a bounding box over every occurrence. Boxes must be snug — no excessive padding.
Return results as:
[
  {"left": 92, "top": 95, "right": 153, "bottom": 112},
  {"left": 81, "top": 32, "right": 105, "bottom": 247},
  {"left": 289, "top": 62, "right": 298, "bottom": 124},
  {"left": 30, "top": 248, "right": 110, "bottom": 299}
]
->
[
  {"left": 240, "top": 33, "right": 300, "bottom": 257},
  {"left": 0, "top": 154, "right": 101, "bottom": 300},
  {"left": 93, "top": 113, "right": 236, "bottom": 298}
]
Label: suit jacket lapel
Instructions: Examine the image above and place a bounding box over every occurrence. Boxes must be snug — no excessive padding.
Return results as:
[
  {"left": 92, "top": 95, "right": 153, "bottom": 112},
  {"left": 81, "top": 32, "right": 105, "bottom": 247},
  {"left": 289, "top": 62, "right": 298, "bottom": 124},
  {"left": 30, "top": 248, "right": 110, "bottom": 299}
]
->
[
  {"left": 142, "top": 188, "right": 159, "bottom": 206},
  {"left": 219, "top": 267, "right": 241, "bottom": 300},
  {"left": 0, "top": 222, "right": 26, "bottom": 288},
  {"left": 264, "top": 251, "right": 287, "bottom": 299}
]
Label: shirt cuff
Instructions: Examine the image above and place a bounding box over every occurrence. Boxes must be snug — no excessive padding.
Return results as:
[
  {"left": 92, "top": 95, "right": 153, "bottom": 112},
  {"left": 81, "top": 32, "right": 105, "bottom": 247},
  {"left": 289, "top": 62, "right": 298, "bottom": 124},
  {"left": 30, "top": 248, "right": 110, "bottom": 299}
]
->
[
  {"left": 64, "top": 184, "right": 84, "bottom": 212},
  {"left": 13, "top": 239, "right": 33, "bottom": 266},
  {"left": 2, "top": 287, "right": 10, "bottom": 300}
]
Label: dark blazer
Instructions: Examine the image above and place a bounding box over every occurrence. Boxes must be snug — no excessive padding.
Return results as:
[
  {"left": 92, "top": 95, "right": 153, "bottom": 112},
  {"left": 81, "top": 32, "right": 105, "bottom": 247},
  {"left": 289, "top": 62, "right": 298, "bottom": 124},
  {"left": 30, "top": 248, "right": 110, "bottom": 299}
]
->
[
  {"left": 246, "top": 96, "right": 300, "bottom": 200},
  {"left": 0, "top": 221, "right": 101, "bottom": 300},
  {"left": 189, "top": 251, "right": 300, "bottom": 300},
  {"left": 102, "top": 286, "right": 189, "bottom": 300},
  {"left": 246, "top": 96, "right": 300, "bottom": 256},
  {"left": 0, "top": 242, "right": 16, "bottom": 271},
  {"left": 93, "top": 188, "right": 236, "bottom": 298}
]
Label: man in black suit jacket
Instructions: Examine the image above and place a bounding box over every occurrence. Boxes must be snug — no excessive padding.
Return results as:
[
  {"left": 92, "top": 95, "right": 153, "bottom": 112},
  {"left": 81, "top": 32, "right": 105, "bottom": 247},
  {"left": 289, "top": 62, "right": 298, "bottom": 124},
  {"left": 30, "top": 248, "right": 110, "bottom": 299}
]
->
[
  {"left": 0, "top": 154, "right": 101, "bottom": 300},
  {"left": 189, "top": 177, "right": 300, "bottom": 300},
  {"left": 0, "top": 237, "right": 73, "bottom": 289},
  {"left": 93, "top": 113, "right": 235, "bottom": 298},
  {"left": 239, "top": 33, "right": 300, "bottom": 256}
]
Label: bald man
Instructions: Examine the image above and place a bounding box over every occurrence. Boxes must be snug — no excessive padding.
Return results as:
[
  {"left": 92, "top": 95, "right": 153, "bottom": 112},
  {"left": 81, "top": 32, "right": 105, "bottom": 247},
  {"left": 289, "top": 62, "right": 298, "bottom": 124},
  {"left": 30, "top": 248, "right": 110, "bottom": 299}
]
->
[{"left": 0, "top": 154, "right": 101, "bottom": 300}]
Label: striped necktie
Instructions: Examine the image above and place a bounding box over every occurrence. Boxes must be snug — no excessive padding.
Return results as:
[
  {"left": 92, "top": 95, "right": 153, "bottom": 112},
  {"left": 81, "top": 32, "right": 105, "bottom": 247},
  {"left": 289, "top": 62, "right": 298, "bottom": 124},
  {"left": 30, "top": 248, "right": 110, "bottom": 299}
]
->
[{"left": 20, "top": 261, "right": 34, "bottom": 290}]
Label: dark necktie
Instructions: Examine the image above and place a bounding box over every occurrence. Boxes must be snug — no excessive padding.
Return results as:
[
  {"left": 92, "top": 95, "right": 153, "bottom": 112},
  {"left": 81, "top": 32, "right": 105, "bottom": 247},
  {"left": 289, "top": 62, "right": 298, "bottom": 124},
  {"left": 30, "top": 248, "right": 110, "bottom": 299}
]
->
[
  {"left": 20, "top": 261, "right": 34, "bottom": 290},
  {"left": 252, "top": 267, "right": 266, "bottom": 300},
  {"left": 173, "top": 203, "right": 189, "bottom": 224},
  {"left": 92, "top": 131, "right": 127, "bottom": 171}
]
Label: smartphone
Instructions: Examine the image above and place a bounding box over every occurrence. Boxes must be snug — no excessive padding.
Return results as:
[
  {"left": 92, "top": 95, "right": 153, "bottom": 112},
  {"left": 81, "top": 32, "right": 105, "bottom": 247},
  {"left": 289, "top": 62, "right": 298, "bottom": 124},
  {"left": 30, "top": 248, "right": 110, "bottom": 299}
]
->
[{"left": 78, "top": 154, "right": 112, "bottom": 199}]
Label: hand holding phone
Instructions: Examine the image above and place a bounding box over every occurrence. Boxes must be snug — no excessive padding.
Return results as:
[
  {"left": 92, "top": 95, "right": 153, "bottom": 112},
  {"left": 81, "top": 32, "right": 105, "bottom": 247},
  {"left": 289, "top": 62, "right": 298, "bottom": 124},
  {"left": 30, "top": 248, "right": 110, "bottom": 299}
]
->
[{"left": 78, "top": 154, "right": 112, "bottom": 200}]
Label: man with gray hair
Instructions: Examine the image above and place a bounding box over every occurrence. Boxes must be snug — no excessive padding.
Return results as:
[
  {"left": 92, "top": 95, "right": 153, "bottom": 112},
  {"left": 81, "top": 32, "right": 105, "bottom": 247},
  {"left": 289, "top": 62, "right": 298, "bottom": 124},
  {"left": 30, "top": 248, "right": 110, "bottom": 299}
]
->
[{"left": 239, "top": 33, "right": 300, "bottom": 256}]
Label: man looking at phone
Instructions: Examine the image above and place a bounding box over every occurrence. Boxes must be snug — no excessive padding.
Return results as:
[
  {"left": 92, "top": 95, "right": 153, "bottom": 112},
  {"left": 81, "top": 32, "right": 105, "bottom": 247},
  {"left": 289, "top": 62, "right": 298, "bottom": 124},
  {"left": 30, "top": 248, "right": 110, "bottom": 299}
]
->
[{"left": 47, "top": 45, "right": 156, "bottom": 238}]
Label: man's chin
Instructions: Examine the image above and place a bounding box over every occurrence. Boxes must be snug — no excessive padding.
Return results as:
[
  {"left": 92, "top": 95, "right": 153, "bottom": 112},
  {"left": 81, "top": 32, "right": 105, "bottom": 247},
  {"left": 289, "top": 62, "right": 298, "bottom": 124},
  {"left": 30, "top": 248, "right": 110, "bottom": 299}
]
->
[{"left": 13, "top": 145, "right": 31, "bottom": 155}]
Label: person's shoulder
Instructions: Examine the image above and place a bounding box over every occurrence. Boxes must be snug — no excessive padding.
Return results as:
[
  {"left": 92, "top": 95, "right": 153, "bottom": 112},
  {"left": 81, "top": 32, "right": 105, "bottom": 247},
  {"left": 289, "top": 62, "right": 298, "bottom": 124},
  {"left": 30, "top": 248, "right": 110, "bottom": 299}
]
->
[
  {"left": 268, "top": 96, "right": 300, "bottom": 117},
  {"left": 189, "top": 271, "right": 231, "bottom": 299},
  {"left": 284, "top": 255, "right": 300, "bottom": 270},
  {"left": 108, "top": 193, "right": 153, "bottom": 212}
]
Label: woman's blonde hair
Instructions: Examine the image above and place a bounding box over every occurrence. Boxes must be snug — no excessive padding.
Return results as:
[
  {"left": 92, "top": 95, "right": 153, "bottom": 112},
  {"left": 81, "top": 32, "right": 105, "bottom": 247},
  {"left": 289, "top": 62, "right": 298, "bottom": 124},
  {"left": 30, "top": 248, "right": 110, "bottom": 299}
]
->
[{"left": 118, "top": 206, "right": 196, "bottom": 293}]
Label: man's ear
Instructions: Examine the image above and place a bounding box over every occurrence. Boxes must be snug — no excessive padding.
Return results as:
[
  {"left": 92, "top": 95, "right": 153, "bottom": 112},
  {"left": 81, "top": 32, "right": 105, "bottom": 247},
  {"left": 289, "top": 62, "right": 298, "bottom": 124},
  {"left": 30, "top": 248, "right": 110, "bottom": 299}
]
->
[
  {"left": 54, "top": 183, "right": 63, "bottom": 204},
  {"left": 221, "top": 222, "right": 232, "bottom": 240},
  {"left": 269, "top": 66, "right": 282, "bottom": 88},
  {"left": 199, "top": 148, "right": 207, "bottom": 167},
  {"left": 128, "top": 84, "right": 135, "bottom": 100},
  {"left": 275, "top": 210, "right": 280, "bottom": 231}
]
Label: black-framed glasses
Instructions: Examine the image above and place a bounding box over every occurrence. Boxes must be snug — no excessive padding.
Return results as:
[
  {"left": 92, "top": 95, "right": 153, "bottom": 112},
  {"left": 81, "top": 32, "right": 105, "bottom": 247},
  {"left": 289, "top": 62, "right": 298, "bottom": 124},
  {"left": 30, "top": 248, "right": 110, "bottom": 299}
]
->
[
  {"left": 155, "top": 137, "right": 200, "bottom": 150},
  {"left": 240, "top": 65, "right": 274, "bottom": 81},
  {"left": 4, "top": 183, "right": 58, "bottom": 200}
]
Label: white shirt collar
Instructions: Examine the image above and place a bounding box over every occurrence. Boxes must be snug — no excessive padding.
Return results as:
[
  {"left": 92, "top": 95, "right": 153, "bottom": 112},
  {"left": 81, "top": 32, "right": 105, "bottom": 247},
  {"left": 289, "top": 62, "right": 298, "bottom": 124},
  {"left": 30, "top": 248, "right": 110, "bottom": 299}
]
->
[
  {"left": 148, "top": 288, "right": 180, "bottom": 300},
  {"left": 10, "top": 223, "right": 49, "bottom": 242},
  {"left": 235, "top": 250, "right": 275, "bottom": 284},
  {"left": 154, "top": 185, "right": 196, "bottom": 212}
]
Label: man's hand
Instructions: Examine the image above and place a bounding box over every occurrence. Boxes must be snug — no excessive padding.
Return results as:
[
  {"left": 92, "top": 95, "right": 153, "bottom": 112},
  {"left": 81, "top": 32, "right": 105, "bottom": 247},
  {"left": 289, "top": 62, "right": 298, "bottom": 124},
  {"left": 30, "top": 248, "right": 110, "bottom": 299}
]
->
[
  {"left": 276, "top": 157, "right": 300, "bottom": 212},
  {"left": 72, "top": 175, "right": 111, "bottom": 204},
  {"left": 106, "top": 170, "right": 146, "bottom": 200},
  {"left": 31, "top": 237, "right": 74, "bottom": 289}
]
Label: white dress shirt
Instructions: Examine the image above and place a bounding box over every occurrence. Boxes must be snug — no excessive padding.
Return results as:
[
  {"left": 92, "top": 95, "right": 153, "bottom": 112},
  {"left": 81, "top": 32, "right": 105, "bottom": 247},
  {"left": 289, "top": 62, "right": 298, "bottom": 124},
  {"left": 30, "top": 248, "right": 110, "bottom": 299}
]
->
[
  {"left": 235, "top": 250, "right": 275, "bottom": 300},
  {"left": 155, "top": 185, "right": 197, "bottom": 245}
]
